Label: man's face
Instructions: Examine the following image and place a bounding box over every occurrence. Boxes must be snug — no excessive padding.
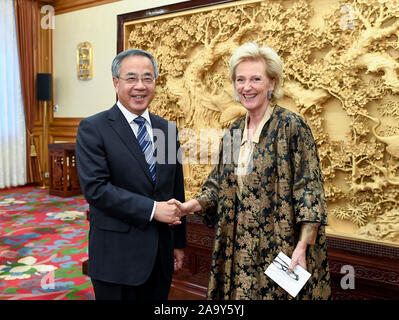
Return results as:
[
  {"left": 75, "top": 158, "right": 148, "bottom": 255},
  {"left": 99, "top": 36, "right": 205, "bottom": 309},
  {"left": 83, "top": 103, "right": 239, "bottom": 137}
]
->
[{"left": 113, "top": 55, "right": 156, "bottom": 115}]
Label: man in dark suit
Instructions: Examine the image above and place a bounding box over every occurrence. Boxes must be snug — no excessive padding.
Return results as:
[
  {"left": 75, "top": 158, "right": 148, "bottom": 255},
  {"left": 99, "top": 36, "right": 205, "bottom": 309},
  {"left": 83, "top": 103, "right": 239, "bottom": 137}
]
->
[{"left": 75, "top": 49, "right": 186, "bottom": 300}]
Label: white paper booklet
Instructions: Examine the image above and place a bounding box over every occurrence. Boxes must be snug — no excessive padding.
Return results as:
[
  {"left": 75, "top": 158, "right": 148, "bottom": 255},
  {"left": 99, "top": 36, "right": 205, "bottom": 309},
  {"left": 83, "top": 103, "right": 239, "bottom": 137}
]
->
[{"left": 264, "top": 251, "right": 311, "bottom": 298}]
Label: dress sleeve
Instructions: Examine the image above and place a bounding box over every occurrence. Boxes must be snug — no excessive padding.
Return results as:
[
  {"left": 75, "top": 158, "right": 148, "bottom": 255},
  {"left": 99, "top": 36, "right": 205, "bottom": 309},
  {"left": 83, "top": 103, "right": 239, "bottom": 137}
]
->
[
  {"left": 299, "top": 222, "right": 320, "bottom": 245},
  {"left": 195, "top": 161, "right": 220, "bottom": 228},
  {"left": 289, "top": 117, "right": 328, "bottom": 226},
  {"left": 194, "top": 127, "right": 235, "bottom": 228}
]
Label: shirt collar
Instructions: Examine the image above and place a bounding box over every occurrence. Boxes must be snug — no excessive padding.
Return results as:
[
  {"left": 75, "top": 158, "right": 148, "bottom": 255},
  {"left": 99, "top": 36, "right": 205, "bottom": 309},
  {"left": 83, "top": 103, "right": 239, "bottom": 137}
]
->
[
  {"left": 242, "top": 104, "right": 275, "bottom": 145},
  {"left": 116, "top": 100, "right": 152, "bottom": 126}
]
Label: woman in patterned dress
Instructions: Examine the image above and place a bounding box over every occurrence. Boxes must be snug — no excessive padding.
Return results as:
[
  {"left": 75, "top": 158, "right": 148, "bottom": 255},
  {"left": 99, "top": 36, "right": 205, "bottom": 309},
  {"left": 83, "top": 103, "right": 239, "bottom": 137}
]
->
[{"left": 171, "top": 42, "right": 331, "bottom": 300}]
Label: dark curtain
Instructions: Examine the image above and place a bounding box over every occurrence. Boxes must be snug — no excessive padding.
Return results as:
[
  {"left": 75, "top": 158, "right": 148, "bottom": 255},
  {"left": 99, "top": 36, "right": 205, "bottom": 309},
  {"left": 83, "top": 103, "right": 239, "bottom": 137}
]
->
[{"left": 14, "top": 0, "right": 41, "bottom": 185}]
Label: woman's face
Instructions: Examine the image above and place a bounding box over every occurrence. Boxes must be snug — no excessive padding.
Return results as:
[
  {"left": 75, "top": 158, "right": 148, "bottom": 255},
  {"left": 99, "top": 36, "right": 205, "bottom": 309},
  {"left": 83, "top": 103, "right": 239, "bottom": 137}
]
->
[{"left": 234, "top": 58, "right": 275, "bottom": 114}]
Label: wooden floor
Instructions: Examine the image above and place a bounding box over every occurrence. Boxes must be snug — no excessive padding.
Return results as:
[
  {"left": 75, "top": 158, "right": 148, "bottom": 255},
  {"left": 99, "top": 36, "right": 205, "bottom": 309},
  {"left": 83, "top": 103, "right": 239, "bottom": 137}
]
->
[{"left": 168, "top": 278, "right": 207, "bottom": 300}]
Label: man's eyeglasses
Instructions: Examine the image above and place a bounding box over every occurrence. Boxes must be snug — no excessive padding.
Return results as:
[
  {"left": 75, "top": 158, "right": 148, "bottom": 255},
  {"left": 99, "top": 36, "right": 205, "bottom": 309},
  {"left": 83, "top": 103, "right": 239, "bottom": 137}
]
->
[
  {"left": 117, "top": 73, "right": 155, "bottom": 86},
  {"left": 272, "top": 256, "right": 299, "bottom": 281}
]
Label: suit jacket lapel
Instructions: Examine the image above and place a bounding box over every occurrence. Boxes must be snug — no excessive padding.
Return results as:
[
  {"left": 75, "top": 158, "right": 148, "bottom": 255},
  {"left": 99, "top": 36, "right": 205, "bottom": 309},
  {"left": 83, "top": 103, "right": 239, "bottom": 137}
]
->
[{"left": 107, "top": 105, "right": 154, "bottom": 185}]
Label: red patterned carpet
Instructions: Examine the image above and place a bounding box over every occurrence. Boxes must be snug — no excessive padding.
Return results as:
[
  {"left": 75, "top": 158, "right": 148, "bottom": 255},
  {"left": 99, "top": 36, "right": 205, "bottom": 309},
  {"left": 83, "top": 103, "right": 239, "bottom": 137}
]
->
[{"left": 0, "top": 186, "right": 94, "bottom": 300}]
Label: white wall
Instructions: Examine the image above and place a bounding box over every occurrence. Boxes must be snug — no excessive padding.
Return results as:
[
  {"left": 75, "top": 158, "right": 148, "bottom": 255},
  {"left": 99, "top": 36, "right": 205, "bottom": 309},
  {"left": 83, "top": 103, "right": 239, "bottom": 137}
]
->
[{"left": 53, "top": 0, "right": 188, "bottom": 118}]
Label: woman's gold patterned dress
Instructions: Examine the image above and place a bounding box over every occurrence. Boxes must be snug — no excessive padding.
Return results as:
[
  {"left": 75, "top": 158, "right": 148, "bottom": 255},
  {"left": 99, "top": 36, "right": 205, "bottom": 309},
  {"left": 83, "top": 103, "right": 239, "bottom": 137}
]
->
[{"left": 196, "top": 105, "right": 331, "bottom": 300}]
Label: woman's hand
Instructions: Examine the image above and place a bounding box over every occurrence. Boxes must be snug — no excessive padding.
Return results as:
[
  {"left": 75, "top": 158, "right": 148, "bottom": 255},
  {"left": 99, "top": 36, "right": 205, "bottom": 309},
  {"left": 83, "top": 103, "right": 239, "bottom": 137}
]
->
[
  {"left": 289, "top": 240, "right": 308, "bottom": 272},
  {"left": 167, "top": 199, "right": 202, "bottom": 216}
]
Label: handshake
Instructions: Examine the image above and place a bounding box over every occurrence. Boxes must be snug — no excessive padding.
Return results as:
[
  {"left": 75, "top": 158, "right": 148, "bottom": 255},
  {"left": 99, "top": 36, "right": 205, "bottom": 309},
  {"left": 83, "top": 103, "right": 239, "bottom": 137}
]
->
[{"left": 153, "top": 199, "right": 202, "bottom": 225}]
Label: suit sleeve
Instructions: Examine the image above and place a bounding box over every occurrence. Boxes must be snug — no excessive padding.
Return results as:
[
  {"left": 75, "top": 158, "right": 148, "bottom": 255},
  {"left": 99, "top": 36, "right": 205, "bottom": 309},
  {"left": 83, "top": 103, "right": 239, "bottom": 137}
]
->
[
  {"left": 76, "top": 118, "right": 154, "bottom": 228},
  {"left": 172, "top": 126, "right": 187, "bottom": 249}
]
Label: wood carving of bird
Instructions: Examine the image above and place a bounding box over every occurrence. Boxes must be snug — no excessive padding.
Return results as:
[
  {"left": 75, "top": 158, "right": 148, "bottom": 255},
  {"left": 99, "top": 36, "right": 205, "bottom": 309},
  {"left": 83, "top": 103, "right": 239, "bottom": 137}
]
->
[{"left": 369, "top": 116, "right": 399, "bottom": 158}]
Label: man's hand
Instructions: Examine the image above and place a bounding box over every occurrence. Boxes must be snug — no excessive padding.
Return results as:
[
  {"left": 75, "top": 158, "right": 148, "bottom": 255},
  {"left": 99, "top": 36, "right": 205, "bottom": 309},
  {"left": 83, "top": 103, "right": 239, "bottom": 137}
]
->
[
  {"left": 174, "top": 249, "right": 184, "bottom": 272},
  {"left": 167, "top": 199, "right": 202, "bottom": 216},
  {"left": 153, "top": 201, "right": 181, "bottom": 225}
]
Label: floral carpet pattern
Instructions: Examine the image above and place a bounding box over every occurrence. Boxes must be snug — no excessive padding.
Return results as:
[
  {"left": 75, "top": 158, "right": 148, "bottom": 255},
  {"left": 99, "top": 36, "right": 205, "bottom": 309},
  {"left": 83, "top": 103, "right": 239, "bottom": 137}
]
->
[{"left": 0, "top": 187, "right": 94, "bottom": 300}]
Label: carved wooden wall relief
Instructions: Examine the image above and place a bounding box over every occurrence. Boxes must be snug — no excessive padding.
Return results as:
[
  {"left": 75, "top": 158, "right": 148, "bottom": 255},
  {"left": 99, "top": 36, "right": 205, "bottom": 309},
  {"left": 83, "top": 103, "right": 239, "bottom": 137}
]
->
[{"left": 122, "top": 0, "right": 399, "bottom": 245}]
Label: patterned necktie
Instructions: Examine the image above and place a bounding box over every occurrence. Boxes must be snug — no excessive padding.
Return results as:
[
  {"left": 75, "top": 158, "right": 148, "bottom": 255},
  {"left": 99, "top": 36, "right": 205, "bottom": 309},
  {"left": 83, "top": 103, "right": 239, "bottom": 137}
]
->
[{"left": 133, "top": 116, "right": 156, "bottom": 182}]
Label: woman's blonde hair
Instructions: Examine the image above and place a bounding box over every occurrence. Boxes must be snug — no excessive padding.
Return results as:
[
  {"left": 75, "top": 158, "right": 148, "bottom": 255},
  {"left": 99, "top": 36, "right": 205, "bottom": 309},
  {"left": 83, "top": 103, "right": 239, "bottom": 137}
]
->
[{"left": 229, "top": 42, "right": 284, "bottom": 100}]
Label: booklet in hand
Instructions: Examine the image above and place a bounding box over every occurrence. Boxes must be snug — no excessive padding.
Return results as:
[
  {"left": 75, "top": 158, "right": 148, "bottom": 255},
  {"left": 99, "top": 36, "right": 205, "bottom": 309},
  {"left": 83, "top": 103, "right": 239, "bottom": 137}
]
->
[{"left": 264, "top": 251, "right": 311, "bottom": 298}]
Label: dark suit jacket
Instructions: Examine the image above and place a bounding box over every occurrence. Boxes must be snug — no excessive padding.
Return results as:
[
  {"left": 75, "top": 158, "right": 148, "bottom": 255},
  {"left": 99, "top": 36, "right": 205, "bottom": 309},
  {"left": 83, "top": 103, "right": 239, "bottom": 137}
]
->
[{"left": 75, "top": 104, "right": 186, "bottom": 286}]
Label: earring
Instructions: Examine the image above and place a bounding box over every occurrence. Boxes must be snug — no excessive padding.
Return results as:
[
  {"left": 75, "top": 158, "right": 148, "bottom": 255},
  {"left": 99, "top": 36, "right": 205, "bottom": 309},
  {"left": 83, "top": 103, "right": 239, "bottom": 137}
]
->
[{"left": 267, "top": 90, "right": 273, "bottom": 100}]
